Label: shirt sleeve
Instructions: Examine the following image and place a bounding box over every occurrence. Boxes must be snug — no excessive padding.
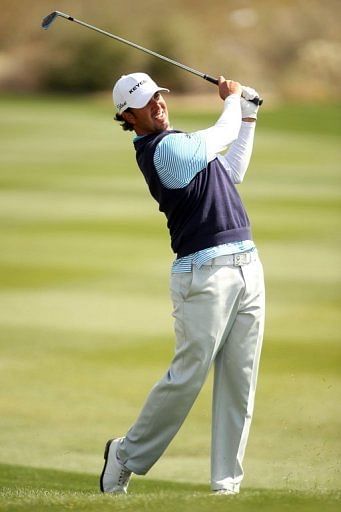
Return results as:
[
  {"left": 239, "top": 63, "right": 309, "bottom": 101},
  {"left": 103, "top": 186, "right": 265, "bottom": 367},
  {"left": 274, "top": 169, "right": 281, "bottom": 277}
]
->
[
  {"left": 196, "top": 93, "right": 242, "bottom": 160},
  {"left": 217, "top": 121, "right": 256, "bottom": 184},
  {"left": 153, "top": 132, "right": 207, "bottom": 189}
]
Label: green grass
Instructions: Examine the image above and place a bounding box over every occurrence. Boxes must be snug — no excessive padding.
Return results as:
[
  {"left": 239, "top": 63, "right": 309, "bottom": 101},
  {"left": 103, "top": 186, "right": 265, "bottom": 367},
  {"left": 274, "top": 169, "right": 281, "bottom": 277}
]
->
[
  {"left": 0, "top": 94, "right": 340, "bottom": 510},
  {"left": 1, "top": 464, "right": 340, "bottom": 512}
]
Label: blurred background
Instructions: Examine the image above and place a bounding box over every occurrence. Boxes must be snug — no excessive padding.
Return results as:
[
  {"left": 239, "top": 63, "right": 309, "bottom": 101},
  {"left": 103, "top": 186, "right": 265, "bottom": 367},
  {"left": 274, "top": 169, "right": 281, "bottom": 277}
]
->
[
  {"left": 0, "top": 0, "right": 340, "bottom": 498},
  {"left": 0, "top": 0, "right": 340, "bottom": 100}
]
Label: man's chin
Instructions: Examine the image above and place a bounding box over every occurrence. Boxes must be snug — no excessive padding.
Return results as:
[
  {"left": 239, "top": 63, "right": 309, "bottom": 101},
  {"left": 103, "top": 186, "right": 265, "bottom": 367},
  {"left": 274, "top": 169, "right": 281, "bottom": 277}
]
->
[{"left": 158, "top": 120, "right": 170, "bottom": 131}]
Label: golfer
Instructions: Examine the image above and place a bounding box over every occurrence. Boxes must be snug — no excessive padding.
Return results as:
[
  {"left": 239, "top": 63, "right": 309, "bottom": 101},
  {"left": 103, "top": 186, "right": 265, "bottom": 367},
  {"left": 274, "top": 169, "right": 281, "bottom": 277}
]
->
[{"left": 100, "top": 72, "right": 265, "bottom": 495}]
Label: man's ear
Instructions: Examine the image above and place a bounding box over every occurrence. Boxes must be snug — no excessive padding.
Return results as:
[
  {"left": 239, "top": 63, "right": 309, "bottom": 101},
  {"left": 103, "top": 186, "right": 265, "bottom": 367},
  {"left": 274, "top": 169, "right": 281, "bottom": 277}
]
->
[{"left": 122, "top": 110, "right": 135, "bottom": 126}]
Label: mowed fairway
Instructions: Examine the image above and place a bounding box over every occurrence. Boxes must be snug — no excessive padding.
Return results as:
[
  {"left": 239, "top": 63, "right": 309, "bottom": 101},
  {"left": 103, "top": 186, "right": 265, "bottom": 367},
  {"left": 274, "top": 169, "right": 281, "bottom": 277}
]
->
[{"left": 0, "top": 94, "right": 340, "bottom": 511}]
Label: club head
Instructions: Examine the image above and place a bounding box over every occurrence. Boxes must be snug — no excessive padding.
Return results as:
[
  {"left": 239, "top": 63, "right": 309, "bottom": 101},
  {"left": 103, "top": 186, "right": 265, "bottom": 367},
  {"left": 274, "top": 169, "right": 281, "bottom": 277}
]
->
[{"left": 41, "top": 11, "right": 60, "bottom": 30}]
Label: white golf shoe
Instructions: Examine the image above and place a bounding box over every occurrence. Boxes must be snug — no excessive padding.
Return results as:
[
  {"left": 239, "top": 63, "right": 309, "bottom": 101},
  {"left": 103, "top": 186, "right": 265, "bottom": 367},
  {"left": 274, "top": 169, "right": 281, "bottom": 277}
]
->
[
  {"left": 99, "top": 438, "right": 132, "bottom": 494},
  {"left": 212, "top": 489, "right": 238, "bottom": 495}
]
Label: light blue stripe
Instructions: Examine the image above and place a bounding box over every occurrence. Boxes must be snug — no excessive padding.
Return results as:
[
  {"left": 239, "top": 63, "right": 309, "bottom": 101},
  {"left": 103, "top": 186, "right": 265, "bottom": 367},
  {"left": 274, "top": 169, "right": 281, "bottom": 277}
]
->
[
  {"left": 172, "top": 241, "right": 256, "bottom": 273},
  {"left": 153, "top": 132, "right": 207, "bottom": 189}
]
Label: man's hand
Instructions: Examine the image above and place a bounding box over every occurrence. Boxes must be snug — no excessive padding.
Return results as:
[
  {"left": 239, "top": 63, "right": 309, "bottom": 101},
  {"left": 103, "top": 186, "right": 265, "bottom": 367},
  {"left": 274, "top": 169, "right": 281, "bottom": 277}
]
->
[{"left": 218, "top": 76, "right": 242, "bottom": 101}]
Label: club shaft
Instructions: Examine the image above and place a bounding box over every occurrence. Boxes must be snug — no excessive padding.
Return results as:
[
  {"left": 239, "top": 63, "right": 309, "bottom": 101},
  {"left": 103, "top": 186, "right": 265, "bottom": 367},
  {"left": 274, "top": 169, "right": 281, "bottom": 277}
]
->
[
  {"left": 43, "top": 12, "right": 262, "bottom": 105},
  {"left": 58, "top": 14, "right": 214, "bottom": 81}
]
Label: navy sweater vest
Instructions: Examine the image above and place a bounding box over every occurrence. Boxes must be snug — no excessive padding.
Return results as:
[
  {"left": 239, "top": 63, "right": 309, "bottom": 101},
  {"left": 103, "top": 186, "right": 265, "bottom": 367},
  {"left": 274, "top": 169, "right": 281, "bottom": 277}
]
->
[{"left": 134, "top": 130, "right": 252, "bottom": 258}]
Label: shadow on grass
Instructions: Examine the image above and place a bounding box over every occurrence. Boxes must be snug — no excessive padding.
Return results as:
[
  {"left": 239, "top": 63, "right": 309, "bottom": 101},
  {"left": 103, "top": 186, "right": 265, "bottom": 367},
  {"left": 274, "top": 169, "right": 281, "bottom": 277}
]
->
[
  {"left": 0, "top": 461, "right": 202, "bottom": 494},
  {"left": 0, "top": 463, "right": 340, "bottom": 512}
]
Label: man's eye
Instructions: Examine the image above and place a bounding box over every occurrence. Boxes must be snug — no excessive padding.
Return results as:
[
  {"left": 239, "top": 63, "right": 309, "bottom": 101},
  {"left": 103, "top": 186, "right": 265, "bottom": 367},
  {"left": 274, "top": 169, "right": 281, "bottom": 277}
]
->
[{"left": 154, "top": 93, "right": 160, "bottom": 100}]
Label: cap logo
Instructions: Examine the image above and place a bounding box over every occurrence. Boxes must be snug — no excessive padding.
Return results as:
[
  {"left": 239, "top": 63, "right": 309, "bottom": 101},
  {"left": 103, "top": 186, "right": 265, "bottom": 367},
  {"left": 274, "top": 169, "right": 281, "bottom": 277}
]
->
[
  {"left": 117, "top": 101, "right": 127, "bottom": 110},
  {"left": 129, "top": 79, "right": 147, "bottom": 94}
]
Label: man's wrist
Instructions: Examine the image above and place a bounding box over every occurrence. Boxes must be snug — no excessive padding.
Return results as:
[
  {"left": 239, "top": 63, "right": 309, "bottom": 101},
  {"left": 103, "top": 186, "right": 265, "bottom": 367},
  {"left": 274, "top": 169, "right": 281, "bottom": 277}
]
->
[{"left": 225, "top": 93, "right": 241, "bottom": 103}]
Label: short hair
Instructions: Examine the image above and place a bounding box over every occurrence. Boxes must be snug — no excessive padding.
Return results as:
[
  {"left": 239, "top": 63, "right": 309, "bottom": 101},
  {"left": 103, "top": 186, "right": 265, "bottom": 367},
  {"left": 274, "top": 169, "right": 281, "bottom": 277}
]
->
[{"left": 114, "top": 109, "right": 134, "bottom": 131}]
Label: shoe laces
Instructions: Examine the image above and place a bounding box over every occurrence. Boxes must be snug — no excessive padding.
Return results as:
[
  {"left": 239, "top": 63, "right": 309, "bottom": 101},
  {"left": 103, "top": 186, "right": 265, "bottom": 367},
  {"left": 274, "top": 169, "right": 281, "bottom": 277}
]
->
[{"left": 118, "top": 466, "right": 131, "bottom": 486}]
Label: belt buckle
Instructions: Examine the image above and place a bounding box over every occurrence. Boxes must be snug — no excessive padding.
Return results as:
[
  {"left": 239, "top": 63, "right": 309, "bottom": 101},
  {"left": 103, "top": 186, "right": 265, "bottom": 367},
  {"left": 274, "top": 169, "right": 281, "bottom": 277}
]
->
[{"left": 233, "top": 253, "right": 249, "bottom": 266}]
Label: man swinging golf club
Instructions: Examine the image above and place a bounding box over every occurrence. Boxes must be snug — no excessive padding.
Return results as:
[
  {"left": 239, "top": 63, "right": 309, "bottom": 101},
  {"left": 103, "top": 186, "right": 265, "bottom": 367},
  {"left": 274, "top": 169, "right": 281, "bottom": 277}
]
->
[{"left": 100, "top": 72, "right": 265, "bottom": 495}]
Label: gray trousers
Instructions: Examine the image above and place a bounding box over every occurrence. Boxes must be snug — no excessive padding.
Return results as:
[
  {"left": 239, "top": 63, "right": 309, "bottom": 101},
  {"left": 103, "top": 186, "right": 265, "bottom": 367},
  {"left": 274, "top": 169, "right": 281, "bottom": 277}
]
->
[{"left": 119, "top": 253, "right": 265, "bottom": 492}]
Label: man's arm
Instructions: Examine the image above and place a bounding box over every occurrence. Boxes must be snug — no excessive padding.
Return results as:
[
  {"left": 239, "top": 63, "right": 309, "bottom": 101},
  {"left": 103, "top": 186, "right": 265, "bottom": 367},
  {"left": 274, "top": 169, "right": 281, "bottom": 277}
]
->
[
  {"left": 218, "top": 89, "right": 260, "bottom": 183},
  {"left": 197, "top": 77, "right": 243, "bottom": 156},
  {"left": 153, "top": 77, "right": 244, "bottom": 189},
  {"left": 197, "top": 93, "right": 242, "bottom": 157},
  {"left": 217, "top": 121, "right": 256, "bottom": 184}
]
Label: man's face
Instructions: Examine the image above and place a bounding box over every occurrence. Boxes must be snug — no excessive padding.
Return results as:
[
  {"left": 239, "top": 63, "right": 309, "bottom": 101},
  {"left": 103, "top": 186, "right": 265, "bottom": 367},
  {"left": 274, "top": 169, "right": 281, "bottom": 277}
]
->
[{"left": 123, "top": 92, "right": 170, "bottom": 135}]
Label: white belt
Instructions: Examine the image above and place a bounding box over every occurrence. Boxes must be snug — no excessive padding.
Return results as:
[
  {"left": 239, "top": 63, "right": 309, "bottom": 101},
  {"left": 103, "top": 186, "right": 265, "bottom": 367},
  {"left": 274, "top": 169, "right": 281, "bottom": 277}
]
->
[{"left": 202, "top": 251, "right": 257, "bottom": 267}]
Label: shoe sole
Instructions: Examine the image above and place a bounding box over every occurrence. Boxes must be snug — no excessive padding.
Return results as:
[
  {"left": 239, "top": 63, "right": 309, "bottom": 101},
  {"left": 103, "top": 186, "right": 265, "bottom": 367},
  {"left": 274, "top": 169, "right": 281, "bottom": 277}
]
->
[{"left": 99, "top": 438, "right": 114, "bottom": 492}]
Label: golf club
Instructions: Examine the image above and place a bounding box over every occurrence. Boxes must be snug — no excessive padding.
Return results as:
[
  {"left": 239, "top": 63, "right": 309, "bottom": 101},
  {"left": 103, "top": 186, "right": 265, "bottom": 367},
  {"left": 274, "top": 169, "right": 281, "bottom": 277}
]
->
[{"left": 41, "top": 11, "right": 263, "bottom": 106}]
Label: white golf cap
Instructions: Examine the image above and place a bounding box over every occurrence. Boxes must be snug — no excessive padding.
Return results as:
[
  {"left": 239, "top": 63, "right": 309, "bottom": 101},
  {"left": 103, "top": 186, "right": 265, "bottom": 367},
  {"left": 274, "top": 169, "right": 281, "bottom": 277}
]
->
[{"left": 113, "top": 72, "right": 169, "bottom": 114}]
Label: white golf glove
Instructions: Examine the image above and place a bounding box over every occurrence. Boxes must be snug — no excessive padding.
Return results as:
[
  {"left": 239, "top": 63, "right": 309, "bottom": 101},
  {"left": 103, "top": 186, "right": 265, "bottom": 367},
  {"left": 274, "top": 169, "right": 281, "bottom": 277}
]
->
[{"left": 241, "top": 85, "right": 260, "bottom": 119}]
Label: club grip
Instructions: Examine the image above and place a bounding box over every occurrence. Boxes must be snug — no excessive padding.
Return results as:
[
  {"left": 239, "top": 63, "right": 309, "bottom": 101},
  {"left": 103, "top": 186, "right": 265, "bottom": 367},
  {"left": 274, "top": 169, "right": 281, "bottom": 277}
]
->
[
  {"left": 203, "top": 74, "right": 263, "bottom": 106},
  {"left": 249, "top": 96, "right": 263, "bottom": 106},
  {"left": 203, "top": 74, "right": 219, "bottom": 85}
]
